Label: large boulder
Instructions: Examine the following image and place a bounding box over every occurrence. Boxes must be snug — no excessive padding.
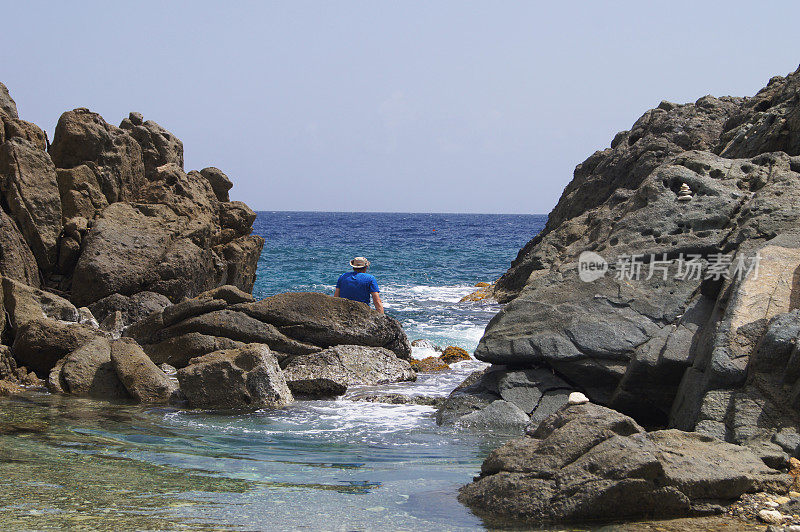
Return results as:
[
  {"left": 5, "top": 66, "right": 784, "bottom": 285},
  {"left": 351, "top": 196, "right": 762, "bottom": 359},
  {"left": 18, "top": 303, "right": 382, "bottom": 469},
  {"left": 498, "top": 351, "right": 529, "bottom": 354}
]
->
[
  {"left": 110, "top": 337, "right": 178, "bottom": 403},
  {"left": 48, "top": 336, "right": 129, "bottom": 399},
  {"left": 87, "top": 291, "right": 172, "bottom": 327},
  {"left": 199, "top": 167, "right": 233, "bottom": 202},
  {"left": 176, "top": 344, "right": 293, "bottom": 409},
  {"left": 11, "top": 318, "right": 100, "bottom": 376},
  {"left": 0, "top": 137, "right": 62, "bottom": 272},
  {"left": 282, "top": 345, "right": 415, "bottom": 397},
  {"left": 233, "top": 292, "right": 412, "bottom": 359},
  {"left": 71, "top": 202, "right": 219, "bottom": 305},
  {"left": 126, "top": 291, "right": 413, "bottom": 369},
  {"left": 2, "top": 276, "right": 79, "bottom": 330},
  {"left": 459, "top": 403, "right": 791, "bottom": 524}
]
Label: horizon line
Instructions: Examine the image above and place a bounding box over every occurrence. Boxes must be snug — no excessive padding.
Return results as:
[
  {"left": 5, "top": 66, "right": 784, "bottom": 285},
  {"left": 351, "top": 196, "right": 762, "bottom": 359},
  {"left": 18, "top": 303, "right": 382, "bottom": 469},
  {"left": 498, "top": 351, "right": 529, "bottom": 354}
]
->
[{"left": 250, "top": 209, "right": 549, "bottom": 216}]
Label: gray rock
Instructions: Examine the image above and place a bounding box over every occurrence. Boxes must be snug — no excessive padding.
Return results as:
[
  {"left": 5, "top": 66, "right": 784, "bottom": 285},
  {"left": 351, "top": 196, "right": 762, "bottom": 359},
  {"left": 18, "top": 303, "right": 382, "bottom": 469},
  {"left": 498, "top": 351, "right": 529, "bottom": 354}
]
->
[
  {"left": 773, "top": 428, "right": 800, "bottom": 455},
  {"left": 457, "top": 400, "right": 529, "bottom": 433},
  {"left": 497, "top": 368, "right": 572, "bottom": 414},
  {"left": 176, "top": 344, "right": 293, "bottom": 410},
  {"left": 459, "top": 403, "right": 790, "bottom": 524},
  {"left": 233, "top": 292, "right": 412, "bottom": 359},
  {"left": 282, "top": 345, "right": 415, "bottom": 397},
  {"left": 110, "top": 337, "right": 178, "bottom": 403}
]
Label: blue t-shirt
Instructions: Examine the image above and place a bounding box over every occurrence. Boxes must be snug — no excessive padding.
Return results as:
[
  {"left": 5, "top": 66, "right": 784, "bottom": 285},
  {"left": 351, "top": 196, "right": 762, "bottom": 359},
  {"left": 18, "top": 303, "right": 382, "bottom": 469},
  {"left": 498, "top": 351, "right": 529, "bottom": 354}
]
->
[{"left": 336, "top": 272, "right": 379, "bottom": 305}]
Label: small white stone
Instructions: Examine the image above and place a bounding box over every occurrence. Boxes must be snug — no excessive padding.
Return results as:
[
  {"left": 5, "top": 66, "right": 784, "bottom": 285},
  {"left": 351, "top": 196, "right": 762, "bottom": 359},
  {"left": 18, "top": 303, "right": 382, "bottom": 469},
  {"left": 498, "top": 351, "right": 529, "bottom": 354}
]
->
[
  {"left": 765, "top": 500, "right": 780, "bottom": 508},
  {"left": 758, "top": 509, "right": 785, "bottom": 524},
  {"left": 568, "top": 392, "right": 589, "bottom": 405},
  {"left": 784, "top": 525, "right": 800, "bottom": 532}
]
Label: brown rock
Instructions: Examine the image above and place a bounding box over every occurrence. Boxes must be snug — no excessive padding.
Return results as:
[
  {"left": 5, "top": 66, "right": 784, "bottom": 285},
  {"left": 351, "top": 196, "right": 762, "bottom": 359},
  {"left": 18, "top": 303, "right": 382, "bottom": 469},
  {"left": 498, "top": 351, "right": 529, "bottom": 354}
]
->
[
  {"left": 49, "top": 336, "right": 129, "bottom": 399},
  {"left": 440, "top": 346, "right": 470, "bottom": 364},
  {"left": 410, "top": 356, "right": 449, "bottom": 373},
  {"left": 234, "top": 292, "right": 412, "bottom": 359},
  {"left": 12, "top": 317, "right": 100, "bottom": 376},
  {"left": 110, "top": 337, "right": 178, "bottom": 403},
  {"left": 0, "top": 209, "right": 40, "bottom": 287},
  {"left": 119, "top": 115, "right": 183, "bottom": 180},
  {"left": 177, "top": 343, "right": 293, "bottom": 410},
  {"left": 49, "top": 108, "right": 145, "bottom": 204},
  {"left": 56, "top": 165, "right": 109, "bottom": 220},
  {"left": 0, "top": 137, "right": 63, "bottom": 271},
  {"left": 199, "top": 167, "right": 233, "bottom": 202}
]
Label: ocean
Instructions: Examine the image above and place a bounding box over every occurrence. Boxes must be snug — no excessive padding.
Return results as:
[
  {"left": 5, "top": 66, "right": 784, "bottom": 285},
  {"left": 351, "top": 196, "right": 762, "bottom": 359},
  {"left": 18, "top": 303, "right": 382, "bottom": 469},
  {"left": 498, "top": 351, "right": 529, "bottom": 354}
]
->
[{"left": 0, "top": 211, "right": 547, "bottom": 530}]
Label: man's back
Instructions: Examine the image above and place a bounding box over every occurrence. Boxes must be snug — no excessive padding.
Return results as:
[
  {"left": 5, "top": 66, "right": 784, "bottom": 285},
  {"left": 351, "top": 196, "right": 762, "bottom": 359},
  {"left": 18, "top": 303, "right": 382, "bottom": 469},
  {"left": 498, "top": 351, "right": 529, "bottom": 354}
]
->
[{"left": 336, "top": 271, "right": 379, "bottom": 305}]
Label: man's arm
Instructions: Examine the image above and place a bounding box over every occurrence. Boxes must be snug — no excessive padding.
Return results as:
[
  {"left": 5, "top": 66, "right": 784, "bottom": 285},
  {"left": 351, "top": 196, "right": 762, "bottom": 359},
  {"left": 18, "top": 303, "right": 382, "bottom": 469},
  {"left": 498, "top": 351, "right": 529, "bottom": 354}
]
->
[
  {"left": 371, "top": 292, "right": 384, "bottom": 314},
  {"left": 334, "top": 287, "right": 340, "bottom": 298}
]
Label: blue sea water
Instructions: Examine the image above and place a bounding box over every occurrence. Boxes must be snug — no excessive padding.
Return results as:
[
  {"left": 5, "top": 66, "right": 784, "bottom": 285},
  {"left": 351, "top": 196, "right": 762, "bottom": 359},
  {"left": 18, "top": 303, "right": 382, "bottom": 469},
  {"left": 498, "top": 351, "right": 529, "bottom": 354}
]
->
[
  {"left": 252, "top": 211, "right": 546, "bottom": 352},
  {"left": 0, "top": 211, "right": 548, "bottom": 531}
]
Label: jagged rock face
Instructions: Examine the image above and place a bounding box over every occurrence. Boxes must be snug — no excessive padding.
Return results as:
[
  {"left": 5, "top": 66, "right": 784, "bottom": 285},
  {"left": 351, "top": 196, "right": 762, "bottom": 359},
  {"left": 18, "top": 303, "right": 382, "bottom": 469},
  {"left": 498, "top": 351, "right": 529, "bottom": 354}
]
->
[
  {"left": 0, "top": 82, "right": 18, "bottom": 119},
  {"left": 495, "top": 96, "right": 743, "bottom": 302},
  {"left": 0, "top": 138, "right": 62, "bottom": 272},
  {"left": 0, "top": 81, "right": 262, "bottom": 312},
  {"left": 458, "top": 403, "right": 791, "bottom": 524},
  {"left": 717, "top": 71, "right": 800, "bottom": 158},
  {"left": 49, "top": 108, "right": 145, "bottom": 204},
  {"left": 475, "top": 66, "right": 800, "bottom": 437},
  {"left": 0, "top": 210, "right": 39, "bottom": 287},
  {"left": 119, "top": 113, "right": 183, "bottom": 181}
]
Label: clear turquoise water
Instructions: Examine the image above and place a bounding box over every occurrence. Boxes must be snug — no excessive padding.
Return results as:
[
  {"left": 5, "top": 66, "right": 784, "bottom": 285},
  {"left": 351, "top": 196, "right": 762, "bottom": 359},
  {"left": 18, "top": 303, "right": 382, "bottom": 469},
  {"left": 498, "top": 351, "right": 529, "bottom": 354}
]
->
[{"left": 0, "top": 212, "right": 549, "bottom": 530}]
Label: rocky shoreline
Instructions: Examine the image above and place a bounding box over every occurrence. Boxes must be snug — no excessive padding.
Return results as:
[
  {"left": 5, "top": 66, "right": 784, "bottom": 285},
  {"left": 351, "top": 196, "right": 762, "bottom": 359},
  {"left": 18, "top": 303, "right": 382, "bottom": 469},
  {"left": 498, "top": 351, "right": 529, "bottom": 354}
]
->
[
  {"left": 449, "top": 66, "right": 800, "bottom": 528},
  {"left": 5, "top": 65, "right": 800, "bottom": 530},
  {"left": 0, "top": 83, "right": 418, "bottom": 411}
]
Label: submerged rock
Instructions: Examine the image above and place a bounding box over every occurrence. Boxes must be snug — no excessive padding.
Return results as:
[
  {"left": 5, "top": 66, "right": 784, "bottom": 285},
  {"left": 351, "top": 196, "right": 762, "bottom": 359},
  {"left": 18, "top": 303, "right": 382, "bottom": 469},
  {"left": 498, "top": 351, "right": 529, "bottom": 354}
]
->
[{"left": 176, "top": 344, "right": 293, "bottom": 410}]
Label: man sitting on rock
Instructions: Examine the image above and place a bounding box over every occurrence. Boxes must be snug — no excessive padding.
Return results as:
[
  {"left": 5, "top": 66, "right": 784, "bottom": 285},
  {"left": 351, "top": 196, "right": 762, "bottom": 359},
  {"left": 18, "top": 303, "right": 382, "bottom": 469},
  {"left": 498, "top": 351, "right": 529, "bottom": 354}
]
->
[{"left": 335, "top": 256, "right": 384, "bottom": 314}]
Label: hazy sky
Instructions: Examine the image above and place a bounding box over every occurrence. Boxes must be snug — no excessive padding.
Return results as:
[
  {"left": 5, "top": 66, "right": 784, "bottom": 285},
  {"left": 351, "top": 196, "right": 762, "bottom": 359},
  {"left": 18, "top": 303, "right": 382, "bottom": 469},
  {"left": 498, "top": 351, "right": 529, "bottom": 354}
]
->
[{"left": 3, "top": 1, "right": 800, "bottom": 213}]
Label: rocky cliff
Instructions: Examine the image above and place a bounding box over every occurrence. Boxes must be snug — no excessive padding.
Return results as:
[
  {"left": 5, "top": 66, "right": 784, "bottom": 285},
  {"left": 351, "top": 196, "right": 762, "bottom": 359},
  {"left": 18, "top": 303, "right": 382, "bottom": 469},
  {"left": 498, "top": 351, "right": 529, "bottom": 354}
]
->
[
  {"left": 0, "top": 83, "right": 412, "bottom": 407},
  {"left": 448, "top": 67, "right": 800, "bottom": 460}
]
